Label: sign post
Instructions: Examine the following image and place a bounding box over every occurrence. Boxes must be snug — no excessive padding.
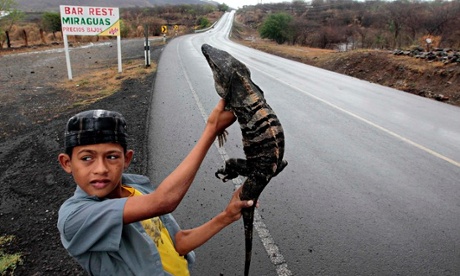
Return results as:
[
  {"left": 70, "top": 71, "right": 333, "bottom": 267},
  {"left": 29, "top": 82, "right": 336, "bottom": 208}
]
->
[
  {"left": 60, "top": 5, "right": 121, "bottom": 80},
  {"left": 144, "top": 25, "right": 150, "bottom": 67},
  {"left": 161, "top": 25, "right": 167, "bottom": 43}
]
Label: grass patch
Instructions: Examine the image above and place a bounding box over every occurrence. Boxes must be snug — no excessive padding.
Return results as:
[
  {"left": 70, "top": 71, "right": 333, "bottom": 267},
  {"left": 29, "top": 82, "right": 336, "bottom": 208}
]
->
[{"left": 0, "top": 235, "right": 22, "bottom": 276}]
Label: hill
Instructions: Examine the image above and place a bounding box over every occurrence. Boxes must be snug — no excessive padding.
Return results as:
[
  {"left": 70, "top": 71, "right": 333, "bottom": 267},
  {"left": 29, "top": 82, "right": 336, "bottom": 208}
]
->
[
  {"left": 231, "top": 18, "right": 460, "bottom": 107},
  {"left": 16, "top": 0, "right": 219, "bottom": 12}
]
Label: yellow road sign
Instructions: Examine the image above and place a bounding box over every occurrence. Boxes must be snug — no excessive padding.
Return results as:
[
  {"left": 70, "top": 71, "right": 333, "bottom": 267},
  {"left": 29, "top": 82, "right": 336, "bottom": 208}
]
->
[
  {"left": 174, "top": 25, "right": 179, "bottom": 31},
  {"left": 161, "top": 25, "right": 168, "bottom": 33}
]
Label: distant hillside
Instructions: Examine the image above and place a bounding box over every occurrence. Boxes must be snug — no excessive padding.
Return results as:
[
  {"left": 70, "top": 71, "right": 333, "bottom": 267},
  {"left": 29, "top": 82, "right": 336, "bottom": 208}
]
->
[{"left": 16, "top": 0, "right": 219, "bottom": 12}]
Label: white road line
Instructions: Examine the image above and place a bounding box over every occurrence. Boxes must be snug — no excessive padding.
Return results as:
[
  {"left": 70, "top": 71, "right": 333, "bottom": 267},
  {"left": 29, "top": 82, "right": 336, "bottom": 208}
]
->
[{"left": 177, "top": 43, "right": 293, "bottom": 276}]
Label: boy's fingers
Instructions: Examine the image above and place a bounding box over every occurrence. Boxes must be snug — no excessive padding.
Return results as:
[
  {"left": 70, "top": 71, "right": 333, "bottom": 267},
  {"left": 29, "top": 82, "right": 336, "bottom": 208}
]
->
[
  {"left": 217, "top": 99, "right": 226, "bottom": 109},
  {"left": 233, "top": 188, "right": 253, "bottom": 205},
  {"left": 237, "top": 200, "right": 253, "bottom": 209}
]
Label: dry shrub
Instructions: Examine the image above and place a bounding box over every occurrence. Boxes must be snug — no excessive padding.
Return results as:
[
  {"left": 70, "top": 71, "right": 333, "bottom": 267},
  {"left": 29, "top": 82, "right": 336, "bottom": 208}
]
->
[
  {"left": 46, "top": 32, "right": 61, "bottom": 42},
  {"left": 9, "top": 25, "right": 19, "bottom": 37},
  {"left": 136, "top": 25, "right": 144, "bottom": 37},
  {"left": 420, "top": 35, "right": 441, "bottom": 50},
  {"left": 8, "top": 23, "right": 45, "bottom": 46},
  {"left": 27, "top": 30, "right": 40, "bottom": 42}
]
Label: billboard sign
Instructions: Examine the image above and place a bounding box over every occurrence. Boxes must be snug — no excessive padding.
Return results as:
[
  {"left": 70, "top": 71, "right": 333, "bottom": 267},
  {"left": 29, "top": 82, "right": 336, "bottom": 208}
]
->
[{"left": 60, "top": 5, "right": 120, "bottom": 36}]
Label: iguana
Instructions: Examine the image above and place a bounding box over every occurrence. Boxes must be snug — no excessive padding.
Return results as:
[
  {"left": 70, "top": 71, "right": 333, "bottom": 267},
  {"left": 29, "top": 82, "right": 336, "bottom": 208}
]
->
[{"left": 201, "top": 44, "right": 288, "bottom": 276}]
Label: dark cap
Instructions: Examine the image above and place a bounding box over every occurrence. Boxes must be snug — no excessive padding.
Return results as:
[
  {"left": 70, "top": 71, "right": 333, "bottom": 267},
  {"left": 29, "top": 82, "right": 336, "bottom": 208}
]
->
[{"left": 64, "top": 110, "right": 128, "bottom": 151}]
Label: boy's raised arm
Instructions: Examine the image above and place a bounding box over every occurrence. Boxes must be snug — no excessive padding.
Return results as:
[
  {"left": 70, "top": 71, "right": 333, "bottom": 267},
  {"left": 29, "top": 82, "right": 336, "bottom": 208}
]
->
[{"left": 123, "top": 100, "right": 236, "bottom": 224}]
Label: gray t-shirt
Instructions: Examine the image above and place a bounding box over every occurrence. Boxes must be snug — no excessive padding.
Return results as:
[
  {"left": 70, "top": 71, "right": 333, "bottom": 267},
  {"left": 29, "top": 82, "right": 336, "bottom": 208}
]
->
[{"left": 57, "top": 174, "right": 195, "bottom": 276}]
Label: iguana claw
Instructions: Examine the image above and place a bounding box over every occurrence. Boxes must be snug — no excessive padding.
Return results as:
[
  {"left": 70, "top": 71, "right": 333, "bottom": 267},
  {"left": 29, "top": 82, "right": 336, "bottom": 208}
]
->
[
  {"left": 215, "top": 171, "right": 230, "bottom": 182},
  {"left": 217, "top": 130, "right": 228, "bottom": 147}
]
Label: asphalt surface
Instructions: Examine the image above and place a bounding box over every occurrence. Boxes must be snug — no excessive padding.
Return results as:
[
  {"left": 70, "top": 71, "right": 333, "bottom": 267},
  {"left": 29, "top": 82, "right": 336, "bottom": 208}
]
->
[{"left": 148, "top": 11, "right": 460, "bottom": 276}]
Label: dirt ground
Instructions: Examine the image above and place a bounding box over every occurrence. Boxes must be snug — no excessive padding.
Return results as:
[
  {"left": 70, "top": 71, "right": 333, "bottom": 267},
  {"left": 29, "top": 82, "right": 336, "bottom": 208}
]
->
[
  {"left": 0, "top": 41, "right": 161, "bottom": 275},
  {"left": 1, "top": 33, "right": 459, "bottom": 275}
]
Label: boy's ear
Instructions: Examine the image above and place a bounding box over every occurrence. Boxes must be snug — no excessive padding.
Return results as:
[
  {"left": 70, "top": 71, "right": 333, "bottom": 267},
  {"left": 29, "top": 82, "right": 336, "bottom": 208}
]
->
[
  {"left": 124, "top": 150, "right": 134, "bottom": 170},
  {"left": 58, "top": 153, "right": 72, "bottom": 173}
]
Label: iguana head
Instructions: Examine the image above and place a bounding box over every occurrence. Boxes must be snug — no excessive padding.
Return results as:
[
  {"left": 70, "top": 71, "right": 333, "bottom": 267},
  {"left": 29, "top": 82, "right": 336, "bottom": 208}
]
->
[{"left": 201, "top": 44, "right": 250, "bottom": 99}]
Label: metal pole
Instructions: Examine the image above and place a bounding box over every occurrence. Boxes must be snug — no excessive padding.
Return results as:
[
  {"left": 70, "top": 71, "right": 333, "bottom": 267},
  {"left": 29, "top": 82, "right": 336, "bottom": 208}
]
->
[{"left": 117, "top": 35, "right": 122, "bottom": 73}]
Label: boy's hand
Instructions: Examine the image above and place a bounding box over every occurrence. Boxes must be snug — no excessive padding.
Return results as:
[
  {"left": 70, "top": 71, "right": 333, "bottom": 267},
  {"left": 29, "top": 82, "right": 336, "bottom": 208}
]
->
[
  {"left": 173, "top": 186, "right": 255, "bottom": 255},
  {"left": 207, "top": 99, "right": 236, "bottom": 136},
  {"left": 223, "top": 186, "right": 254, "bottom": 224}
]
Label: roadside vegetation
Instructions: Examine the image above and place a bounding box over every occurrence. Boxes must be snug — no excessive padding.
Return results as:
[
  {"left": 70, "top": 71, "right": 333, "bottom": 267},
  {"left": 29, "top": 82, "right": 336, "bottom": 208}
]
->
[
  {"left": 232, "top": 1, "right": 460, "bottom": 106},
  {"left": 0, "top": 0, "right": 229, "bottom": 49},
  {"left": 238, "top": 0, "right": 460, "bottom": 51},
  {"left": 3, "top": 0, "right": 459, "bottom": 52},
  {"left": 0, "top": 235, "right": 22, "bottom": 276}
]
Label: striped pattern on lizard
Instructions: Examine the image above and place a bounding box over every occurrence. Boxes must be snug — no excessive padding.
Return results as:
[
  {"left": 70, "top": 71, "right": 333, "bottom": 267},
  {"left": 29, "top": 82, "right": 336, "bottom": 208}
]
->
[{"left": 201, "top": 44, "right": 288, "bottom": 276}]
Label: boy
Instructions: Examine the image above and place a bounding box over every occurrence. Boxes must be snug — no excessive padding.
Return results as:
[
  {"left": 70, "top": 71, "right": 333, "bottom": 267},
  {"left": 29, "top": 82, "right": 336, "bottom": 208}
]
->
[{"left": 57, "top": 100, "right": 253, "bottom": 275}]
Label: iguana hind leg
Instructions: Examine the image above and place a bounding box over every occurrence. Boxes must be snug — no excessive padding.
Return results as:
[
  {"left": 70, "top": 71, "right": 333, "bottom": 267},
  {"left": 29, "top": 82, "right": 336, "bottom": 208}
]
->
[
  {"left": 215, "top": 158, "right": 250, "bottom": 182},
  {"left": 273, "top": 159, "right": 288, "bottom": 177}
]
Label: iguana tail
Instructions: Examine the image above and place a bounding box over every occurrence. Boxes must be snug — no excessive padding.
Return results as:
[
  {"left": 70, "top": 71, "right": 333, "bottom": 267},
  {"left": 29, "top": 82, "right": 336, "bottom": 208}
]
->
[
  {"left": 240, "top": 174, "right": 267, "bottom": 276},
  {"left": 242, "top": 205, "right": 255, "bottom": 276}
]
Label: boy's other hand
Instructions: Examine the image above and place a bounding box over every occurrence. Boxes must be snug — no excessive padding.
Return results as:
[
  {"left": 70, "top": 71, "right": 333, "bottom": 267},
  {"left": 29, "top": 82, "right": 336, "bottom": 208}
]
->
[{"left": 222, "top": 186, "right": 254, "bottom": 224}]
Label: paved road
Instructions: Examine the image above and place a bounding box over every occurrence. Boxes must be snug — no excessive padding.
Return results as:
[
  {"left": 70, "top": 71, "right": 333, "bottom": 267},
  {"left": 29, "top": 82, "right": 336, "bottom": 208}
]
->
[{"left": 148, "top": 12, "right": 460, "bottom": 276}]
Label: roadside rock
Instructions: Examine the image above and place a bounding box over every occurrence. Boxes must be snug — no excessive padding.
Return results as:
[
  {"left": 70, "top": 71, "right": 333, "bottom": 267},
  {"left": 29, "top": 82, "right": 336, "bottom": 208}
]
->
[{"left": 393, "top": 48, "right": 460, "bottom": 64}]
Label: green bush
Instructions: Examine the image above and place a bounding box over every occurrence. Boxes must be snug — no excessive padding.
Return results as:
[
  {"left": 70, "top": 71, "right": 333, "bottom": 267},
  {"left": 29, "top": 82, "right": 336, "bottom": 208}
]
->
[
  {"left": 259, "top": 12, "right": 294, "bottom": 44},
  {"left": 196, "top": 16, "right": 210, "bottom": 29}
]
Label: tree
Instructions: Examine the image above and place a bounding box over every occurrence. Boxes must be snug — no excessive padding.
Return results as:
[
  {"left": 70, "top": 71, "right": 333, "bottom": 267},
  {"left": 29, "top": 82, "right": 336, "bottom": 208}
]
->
[
  {"left": 196, "top": 16, "right": 210, "bottom": 29},
  {"left": 259, "top": 12, "right": 293, "bottom": 44},
  {"left": 0, "top": 0, "right": 24, "bottom": 48},
  {"left": 41, "top": 12, "right": 61, "bottom": 39},
  {"left": 1, "top": 9, "right": 24, "bottom": 48},
  {"left": 218, "top": 3, "right": 230, "bottom": 12},
  {"left": 0, "top": 0, "right": 16, "bottom": 11},
  {"left": 291, "top": 0, "right": 307, "bottom": 16}
]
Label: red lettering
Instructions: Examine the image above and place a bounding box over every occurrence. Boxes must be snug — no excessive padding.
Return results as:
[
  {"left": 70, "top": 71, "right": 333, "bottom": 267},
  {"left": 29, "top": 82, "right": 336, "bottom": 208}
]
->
[
  {"left": 87, "top": 27, "right": 102, "bottom": 33},
  {"left": 89, "top": 7, "right": 114, "bottom": 16},
  {"left": 64, "top": 7, "right": 83, "bottom": 15},
  {"left": 90, "top": 8, "right": 101, "bottom": 16}
]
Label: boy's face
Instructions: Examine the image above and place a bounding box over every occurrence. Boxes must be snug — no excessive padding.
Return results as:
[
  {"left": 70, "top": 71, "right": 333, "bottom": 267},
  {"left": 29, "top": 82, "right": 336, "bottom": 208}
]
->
[{"left": 58, "top": 143, "right": 133, "bottom": 198}]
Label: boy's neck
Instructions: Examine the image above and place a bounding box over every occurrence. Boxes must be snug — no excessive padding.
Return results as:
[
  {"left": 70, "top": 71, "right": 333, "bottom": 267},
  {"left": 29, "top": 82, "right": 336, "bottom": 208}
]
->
[{"left": 106, "top": 183, "right": 130, "bottom": 199}]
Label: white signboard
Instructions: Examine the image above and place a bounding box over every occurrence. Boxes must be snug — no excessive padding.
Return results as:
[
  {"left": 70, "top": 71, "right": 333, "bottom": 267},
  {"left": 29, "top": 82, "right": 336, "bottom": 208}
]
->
[
  {"left": 59, "top": 5, "right": 122, "bottom": 80},
  {"left": 60, "top": 5, "right": 120, "bottom": 36}
]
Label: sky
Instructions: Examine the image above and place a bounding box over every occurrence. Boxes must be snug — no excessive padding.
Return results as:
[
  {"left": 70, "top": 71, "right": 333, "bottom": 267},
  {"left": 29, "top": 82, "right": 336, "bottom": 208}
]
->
[{"left": 217, "top": 0, "right": 291, "bottom": 10}]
